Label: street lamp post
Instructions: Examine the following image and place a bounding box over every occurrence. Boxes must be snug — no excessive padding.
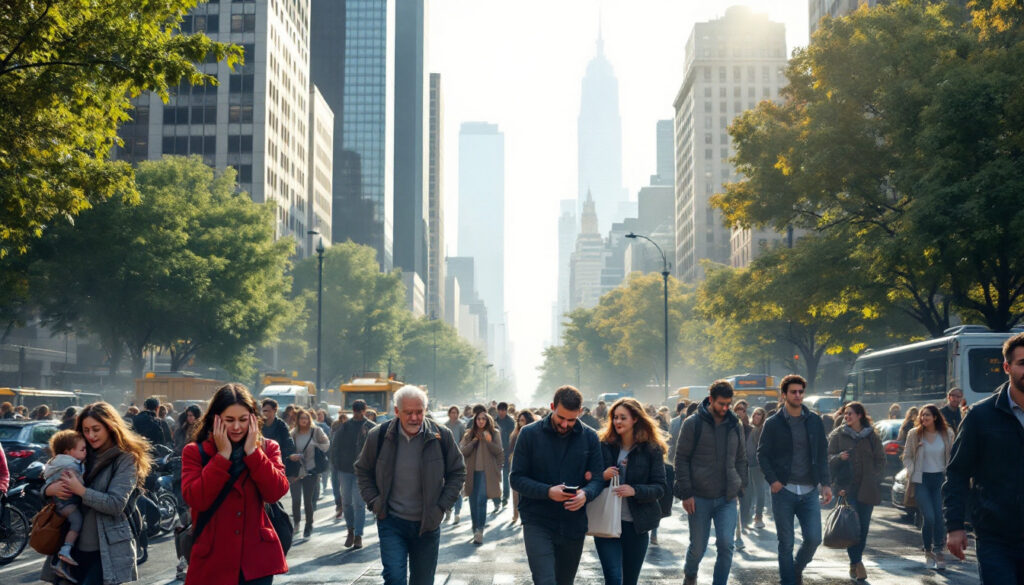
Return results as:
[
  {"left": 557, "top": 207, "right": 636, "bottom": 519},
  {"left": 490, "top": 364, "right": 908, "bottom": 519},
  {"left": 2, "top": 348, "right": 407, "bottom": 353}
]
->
[
  {"left": 625, "top": 232, "right": 671, "bottom": 401},
  {"left": 484, "top": 363, "right": 494, "bottom": 401},
  {"left": 431, "top": 311, "right": 438, "bottom": 402},
  {"left": 307, "top": 231, "right": 325, "bottom": 393}
]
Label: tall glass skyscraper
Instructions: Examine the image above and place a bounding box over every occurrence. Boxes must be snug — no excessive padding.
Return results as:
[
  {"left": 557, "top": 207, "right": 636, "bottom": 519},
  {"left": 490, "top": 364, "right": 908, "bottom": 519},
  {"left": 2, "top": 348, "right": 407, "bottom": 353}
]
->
[{"left": 311, "top": 0, "right": 395, "bottom": 270}]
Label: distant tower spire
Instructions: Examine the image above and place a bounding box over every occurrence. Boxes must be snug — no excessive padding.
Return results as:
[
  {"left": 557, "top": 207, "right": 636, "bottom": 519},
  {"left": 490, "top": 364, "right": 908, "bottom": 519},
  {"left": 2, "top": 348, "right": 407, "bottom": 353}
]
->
[
  {"left": 597, "top": 7, "right": 604, "bottom": 55},
  {"left": 581, "top": 188, "right": 599, "bottom": 234}
]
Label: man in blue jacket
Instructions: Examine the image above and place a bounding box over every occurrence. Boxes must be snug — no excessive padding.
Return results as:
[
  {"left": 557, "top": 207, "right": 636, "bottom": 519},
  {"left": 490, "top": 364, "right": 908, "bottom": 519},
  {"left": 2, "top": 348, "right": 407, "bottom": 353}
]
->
[
  {"left": 757, "top": 374, "right": 832, "bottom": 585},
  {"left": 510, "top": 385, "right": 604, "bottom": 585},
  {"left": 944, "top": 333, "right": 1024, "bottom": 583}
]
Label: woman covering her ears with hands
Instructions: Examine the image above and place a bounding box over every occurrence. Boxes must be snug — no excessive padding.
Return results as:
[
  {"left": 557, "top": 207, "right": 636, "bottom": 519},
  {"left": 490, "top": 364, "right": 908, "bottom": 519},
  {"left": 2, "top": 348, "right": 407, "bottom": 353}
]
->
[{"left": 181, "top": 383, "right": 290, "bottom": 585}]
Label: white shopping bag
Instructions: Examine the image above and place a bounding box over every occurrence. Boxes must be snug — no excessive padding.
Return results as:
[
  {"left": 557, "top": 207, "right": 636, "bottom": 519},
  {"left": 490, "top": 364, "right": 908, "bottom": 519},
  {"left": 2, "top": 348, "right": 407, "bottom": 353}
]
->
[{"left": 586, "top": 476, "right": 622, "bottom": 538}]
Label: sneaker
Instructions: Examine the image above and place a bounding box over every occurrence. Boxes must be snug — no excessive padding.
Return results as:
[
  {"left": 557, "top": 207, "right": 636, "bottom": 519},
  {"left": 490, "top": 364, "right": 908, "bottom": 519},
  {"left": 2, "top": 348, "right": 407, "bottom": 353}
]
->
[
  {"left": 453, "top": 513, "right": 461, "bottom": 524},
  {"left": 934, "top": 551, "right": 946, "bottom": 570},
  {"left": 352, "top": 535, "right": 362, "bottom": 549},
  {"left": 58, "top": 543, "right": 78, "bottom": 565},
  {"left": 650, "top": 534, "right": 659, "bottom": 545},
  {"left": 54, "top": 561, "right": 78, "bottom": 584},
  {"left": 735, "top": 537, "right": 745, "bottom": 551},
  {"left": 754, "top": 516, "right": 765, "bottom": 529},
  {"left": 926, "top": 551, "right": 937, "bottom": 569},
  {"left": 445, "top": 509, "right": 452, "bottom": 523},
  {"left": 473, "top": 529, "right": 483, "bottom": 545},
  {"left": 175, "top": 557, "right": 189, "bottom": 582}
]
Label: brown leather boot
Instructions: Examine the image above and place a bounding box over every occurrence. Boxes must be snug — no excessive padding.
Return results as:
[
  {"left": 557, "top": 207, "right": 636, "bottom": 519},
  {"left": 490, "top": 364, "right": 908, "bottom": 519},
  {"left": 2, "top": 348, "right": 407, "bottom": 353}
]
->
[
  {"left": 344, "top": 528, "right": 354, "bottom": 548},
  {"left": 352, "top": 535, "right": 362, "bottom": 549}
]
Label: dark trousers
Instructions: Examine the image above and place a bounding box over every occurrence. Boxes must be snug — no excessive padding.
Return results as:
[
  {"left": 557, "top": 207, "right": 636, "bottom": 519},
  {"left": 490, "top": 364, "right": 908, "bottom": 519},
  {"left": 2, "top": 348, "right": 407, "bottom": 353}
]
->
[
  {"left": 594, "top": 521, "right": 650, "bottom": 585},
  {"left": 70, "top": 549, "right": 102, "bottom": 585},
  {"left": 240, "top": 573, "right": 274, "bottom": 585},
  {"left": 291, "top": 474, "right": 316, "bottom": 528},
  {"left": 977, "top": 536, "right": 1024, "bottom": 585},
  {"left": 377, "top": 514, "right": 440, "bottom": 585},
  {"left": 522, "top": 523, "right": 586, "bottom": 585},
  {"left": 846, "top": 500, "right": 873, "bottom": 564}
]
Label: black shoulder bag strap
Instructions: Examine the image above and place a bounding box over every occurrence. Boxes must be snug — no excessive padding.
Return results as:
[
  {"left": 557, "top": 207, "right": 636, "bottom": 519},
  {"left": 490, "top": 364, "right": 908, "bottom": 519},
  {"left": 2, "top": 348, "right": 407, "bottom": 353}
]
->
[{"left": 192, "top": 441, "right": 244, "bottom": 541}]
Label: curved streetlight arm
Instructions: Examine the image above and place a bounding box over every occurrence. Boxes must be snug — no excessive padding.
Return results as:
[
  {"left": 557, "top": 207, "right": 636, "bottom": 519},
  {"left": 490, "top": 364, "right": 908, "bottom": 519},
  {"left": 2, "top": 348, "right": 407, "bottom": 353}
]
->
[{"left": 625, "top": 232, "right": 668, "bottom": 272}]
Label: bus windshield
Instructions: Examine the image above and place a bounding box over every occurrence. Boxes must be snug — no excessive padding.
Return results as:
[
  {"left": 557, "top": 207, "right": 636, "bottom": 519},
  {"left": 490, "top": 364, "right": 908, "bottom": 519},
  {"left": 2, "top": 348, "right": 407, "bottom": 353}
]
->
[
  {"left": 968, "top": 347, "right": 1005, "bottom": 395},
  {"left": 344, "top": 391, "right": 387, "bottom": 412}
]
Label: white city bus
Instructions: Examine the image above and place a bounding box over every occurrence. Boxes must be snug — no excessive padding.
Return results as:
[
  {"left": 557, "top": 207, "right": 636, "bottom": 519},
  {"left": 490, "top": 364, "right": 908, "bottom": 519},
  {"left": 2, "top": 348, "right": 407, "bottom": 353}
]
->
[{"left": 841, "top": 325, "right": 1020, "bottom": 421}]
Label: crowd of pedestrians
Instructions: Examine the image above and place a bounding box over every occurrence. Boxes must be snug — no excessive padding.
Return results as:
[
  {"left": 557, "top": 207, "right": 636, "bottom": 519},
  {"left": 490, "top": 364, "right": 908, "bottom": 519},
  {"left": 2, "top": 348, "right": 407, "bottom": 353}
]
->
[{"left": 8, "top": 331, "right": 1024, "bottom": 584}]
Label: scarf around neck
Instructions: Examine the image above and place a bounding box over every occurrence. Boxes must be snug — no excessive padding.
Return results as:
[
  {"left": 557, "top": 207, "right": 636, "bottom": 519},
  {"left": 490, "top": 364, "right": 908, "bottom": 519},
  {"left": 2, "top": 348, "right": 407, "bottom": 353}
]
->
[
  {"left": 85, "top": 445, "right": 123, "bottom": 486},
  {"left": 842, "top": 424, "right": 874, "bottom": 441}
]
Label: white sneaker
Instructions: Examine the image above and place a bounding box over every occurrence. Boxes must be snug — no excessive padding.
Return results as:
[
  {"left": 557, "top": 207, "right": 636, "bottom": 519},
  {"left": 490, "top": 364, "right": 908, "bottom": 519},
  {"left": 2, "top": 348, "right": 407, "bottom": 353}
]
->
[
  {"left": 473, "top": 529, "right": 483, "bottom": 544},
  {"left": 926, "top": 551, "right": 937, "bottom": 569},
  {"left": 453, "top": 514, "right": 461, "bottom": 524},
  {"left": 444, "top": 509, "right": 452, "bottom": 523},
  {"left": 934, "top": 551, "right": 946, "bottom": 570}
]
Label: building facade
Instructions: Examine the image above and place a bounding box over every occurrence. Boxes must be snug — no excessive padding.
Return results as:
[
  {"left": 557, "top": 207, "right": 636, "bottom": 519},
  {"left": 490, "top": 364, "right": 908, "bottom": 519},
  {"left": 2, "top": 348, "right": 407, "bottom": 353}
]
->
[
  {"left": 673, "top": 6, "right": 788, "bottom": 282},
  {"left": 569, "top": 191, "right": 608, "bottom": 310},
  {"left": 457, "top": 122, "right": 505, "bottom": 348},
  {"left": 307, "top": 85, "right": 334, "bottom": 251},
  {"left": 310, "top": 0, "right": 395, "bottom": 269},
  {"left": 552, "top": 198, "right": 578, "bottom": 343},
  {"left": 392, "top": 0, "right": 429, "bottom": 287},
  {"left": 427, "top": 73, "right": 445, "bottom": 320},
  {"left": 116, "top": 0, "right": 321, "bottom": 256},
  {"left": 578, "top": 28, "right": 627, "bottom": 233}
]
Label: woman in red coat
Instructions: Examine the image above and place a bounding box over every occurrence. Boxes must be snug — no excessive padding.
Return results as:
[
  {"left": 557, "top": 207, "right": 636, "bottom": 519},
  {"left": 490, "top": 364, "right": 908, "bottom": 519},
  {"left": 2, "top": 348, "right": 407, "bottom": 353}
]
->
[{"left": 182, "top": 383, "right": 290, "bottom": 585}]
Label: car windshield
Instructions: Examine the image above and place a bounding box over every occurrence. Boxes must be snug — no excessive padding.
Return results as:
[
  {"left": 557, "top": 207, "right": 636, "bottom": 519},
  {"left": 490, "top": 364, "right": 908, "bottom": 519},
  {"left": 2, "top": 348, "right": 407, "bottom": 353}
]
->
[{"left": 873, "top": 420, "right": 901, "bottom": 441}]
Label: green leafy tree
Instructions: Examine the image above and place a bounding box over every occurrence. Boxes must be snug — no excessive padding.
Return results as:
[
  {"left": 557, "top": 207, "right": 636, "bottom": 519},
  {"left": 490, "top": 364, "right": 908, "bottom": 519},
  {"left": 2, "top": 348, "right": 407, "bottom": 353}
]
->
[
  {"left": 0, "top": 0, "right": 241, "bottom": 257},
  {"left": 391, "top": 317, "right": 487, "bottom": 406},
  {"left": 291, "top": 242, "right": 407, "bottom": 386},
  {"left": 715, "top": 0, "right": 1024, "bottom": 333},
  {"left": 34, "top": 156, "right": 292, "bottom": 378}
]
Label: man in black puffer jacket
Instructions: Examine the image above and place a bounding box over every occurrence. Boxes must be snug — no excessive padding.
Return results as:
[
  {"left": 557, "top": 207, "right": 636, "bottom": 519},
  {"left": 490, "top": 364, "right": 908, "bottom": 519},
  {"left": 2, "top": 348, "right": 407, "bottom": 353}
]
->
[{"left": 943, "top": 333, "right": 1024, "bottom": 584}]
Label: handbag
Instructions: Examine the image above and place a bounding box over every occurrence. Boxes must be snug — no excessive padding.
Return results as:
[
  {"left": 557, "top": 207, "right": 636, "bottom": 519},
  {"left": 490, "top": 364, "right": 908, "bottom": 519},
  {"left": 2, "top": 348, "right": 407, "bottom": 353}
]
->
[
  {"left": 304, "top": 433, "right": 328, "bottom": 476},
  {"left": 659, "top": 463, "right": 675, "bottom": 518},
  {"left": 903, "top": 480, "right": 917, "bottom": 508},
  {"left": 29, "top": 502, "right": 66, "bottom": 555},
  {"left": 823, "top": 495, "right": 861, "bottom": 549},
  {"left": 262, "top": 496, "right": 293, "bottom": 555},
  {"left": 586, "top": 475, "right": 622, "bottom": 538}
]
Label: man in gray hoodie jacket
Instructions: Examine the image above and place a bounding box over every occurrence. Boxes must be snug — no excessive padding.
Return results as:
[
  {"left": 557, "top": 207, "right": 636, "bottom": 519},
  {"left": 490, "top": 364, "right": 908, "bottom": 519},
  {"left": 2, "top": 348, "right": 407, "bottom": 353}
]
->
[{"left": 673, "top": 380, "right": 747, "bottom": 585}]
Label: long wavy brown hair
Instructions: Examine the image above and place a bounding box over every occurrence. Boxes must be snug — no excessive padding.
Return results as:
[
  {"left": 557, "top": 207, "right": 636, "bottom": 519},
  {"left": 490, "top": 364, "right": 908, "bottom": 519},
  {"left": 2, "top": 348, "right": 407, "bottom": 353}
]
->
[
  {"left": 76, "top": 401, "right": 152, "bottom": 483},
  {"left": 193, "top": 383, "right": 264, "bottom": 446},
  {"left": 468, "top": 411, "right": 497, "bottom": 440},
  {"left": 598, "top": 398, "right": 669, "bottom": 456}
]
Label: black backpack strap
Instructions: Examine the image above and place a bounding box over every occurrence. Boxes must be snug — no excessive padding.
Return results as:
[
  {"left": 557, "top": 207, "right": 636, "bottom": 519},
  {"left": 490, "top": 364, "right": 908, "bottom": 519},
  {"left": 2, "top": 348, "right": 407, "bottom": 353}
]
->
[
  {"left": 375, "top": 419, "right": 448, "bottom": 462},
  {"left": 192, "top": 441, "right": 244, "bottom": 543}
]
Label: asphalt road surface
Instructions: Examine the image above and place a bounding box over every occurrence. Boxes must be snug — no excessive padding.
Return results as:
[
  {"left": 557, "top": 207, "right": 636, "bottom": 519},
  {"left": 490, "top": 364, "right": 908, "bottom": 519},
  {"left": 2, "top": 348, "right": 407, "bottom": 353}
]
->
[{"left": 1, "top": 489, "right": 982, "bottom": 584}]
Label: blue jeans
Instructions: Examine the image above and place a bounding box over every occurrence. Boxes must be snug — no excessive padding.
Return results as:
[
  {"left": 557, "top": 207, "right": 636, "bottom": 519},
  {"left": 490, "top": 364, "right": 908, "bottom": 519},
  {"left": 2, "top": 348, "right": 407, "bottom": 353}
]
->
[
  {"left": 684, "top": 496, "right": 738, "bottom": 585},
  {"left": 915, "top": 472, "right": 945, "bottom": 552},
  {"left": 846, "top": 500, "right": 873, "bottom": 564},
  {"left": 594, "top": 521, "right": 650, "bottom": 585},
  {"left": 976, "top": 536, "right": 1024, "bottom": 585},
  {"left": 502, "top": 461, "right": 511, "bottom": 503},
  {"left": 377, "top": 515, "right": 440, "bottom": 585},
  {"left": 331, "top": 469, "right": 342, "bottom": 508},
  {"left": 339, "top": 471, "right": 366, "bottom": 536},
  {"left": 750, "top": 467, "right": 769, "bottom": 518},
  {"left": 522, "top": 522, "right": 586, "bottom": 585},
  {"left": 771, "top": 487, "right": 822, "bottom": 585},
  {"left": 470, "top": 471, "right": 488, "bottom": 530}
]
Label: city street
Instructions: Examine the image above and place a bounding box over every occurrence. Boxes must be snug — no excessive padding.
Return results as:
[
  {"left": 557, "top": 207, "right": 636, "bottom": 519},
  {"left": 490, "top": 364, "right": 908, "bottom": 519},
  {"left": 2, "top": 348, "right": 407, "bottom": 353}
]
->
[{"left": 1, "top": 489, "right": 982, "bottom": 585}]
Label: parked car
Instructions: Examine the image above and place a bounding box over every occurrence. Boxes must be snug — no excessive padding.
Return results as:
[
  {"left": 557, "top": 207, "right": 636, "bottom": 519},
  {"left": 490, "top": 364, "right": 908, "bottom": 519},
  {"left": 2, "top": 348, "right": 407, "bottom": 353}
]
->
[
  {"left": 873, "top": 419, "right": 904, "bottom": 481},
  {"left": 890, "top": 467, "right": 921, "bottom": 526},
  {"left": 804, "top": 394, "right": 842, "bottom": 415},
  {"left": 0, "top": 420, "right": 60, "bottom": 475}
]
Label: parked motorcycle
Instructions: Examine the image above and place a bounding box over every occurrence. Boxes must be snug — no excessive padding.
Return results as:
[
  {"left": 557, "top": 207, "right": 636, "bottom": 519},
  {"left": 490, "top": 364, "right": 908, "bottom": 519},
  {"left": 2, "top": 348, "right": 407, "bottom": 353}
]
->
[{"left": 6, "top": 460, "right": 45, "bottom": 519}]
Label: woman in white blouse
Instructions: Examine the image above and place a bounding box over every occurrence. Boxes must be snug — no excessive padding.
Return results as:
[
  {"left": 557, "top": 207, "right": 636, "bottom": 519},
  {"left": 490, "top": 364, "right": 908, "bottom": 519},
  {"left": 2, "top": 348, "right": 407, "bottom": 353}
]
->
[{"left": 901, "top": 404, "right": 954, "bottom": 571}]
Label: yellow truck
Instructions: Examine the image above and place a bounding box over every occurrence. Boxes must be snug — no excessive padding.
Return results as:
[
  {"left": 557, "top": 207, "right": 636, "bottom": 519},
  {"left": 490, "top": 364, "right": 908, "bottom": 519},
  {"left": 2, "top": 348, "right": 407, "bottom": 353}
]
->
[
  {"left": 135, "top": 373, "right": 226, "bottom": 406},
  {"left": 338, "top": 373, "right": 407, "bottom": 414}
]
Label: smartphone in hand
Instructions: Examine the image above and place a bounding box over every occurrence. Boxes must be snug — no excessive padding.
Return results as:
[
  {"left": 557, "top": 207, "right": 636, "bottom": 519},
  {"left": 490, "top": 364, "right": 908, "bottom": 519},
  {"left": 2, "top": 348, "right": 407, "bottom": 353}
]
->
[{"left": 562, "top": 486, "right": 579, "bottom": 495}]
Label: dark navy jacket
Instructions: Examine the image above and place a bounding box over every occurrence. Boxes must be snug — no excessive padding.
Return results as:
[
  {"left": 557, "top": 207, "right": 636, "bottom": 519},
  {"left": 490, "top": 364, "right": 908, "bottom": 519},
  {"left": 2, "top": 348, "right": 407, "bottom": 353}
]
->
[
  {"left": 510, "top": 413, "right": 604, "bottom": 538},
  {"left": 943, "top": 382, "right": 1024, "bottom": 541}
]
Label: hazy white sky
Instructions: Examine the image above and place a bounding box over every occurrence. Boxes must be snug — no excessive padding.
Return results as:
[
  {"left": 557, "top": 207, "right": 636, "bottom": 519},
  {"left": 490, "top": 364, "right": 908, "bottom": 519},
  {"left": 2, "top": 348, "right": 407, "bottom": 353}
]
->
[{"left": 428, "top": 0, "right": 810, "bottom": 404}]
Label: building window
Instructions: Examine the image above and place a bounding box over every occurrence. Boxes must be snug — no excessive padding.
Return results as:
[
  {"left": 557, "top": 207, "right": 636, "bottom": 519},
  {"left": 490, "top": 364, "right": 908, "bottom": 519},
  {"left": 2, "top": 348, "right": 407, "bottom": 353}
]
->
[
  {"left": 229, "top": 104, "right": 254, "bottom": 123},
  {"left": 718, "top": 67, "right": 726, "bottom": 82},
  {"left": 719, "top": 87, "right": 726, "bottom": 98},
  {"left": 231, "top": 14, "right": 255, "bottom": 33},
  {"left": 704, "top": 87, "right": 712, "bottom": 97},
  {"left": 228, "top": 134, "right": 253, "bottom": 153},
  {"left": 704, "top": 148, "right": 712, "bottom": 160},
  {"left": 229, "top": 74, "right": 255, "bottom": 93}
]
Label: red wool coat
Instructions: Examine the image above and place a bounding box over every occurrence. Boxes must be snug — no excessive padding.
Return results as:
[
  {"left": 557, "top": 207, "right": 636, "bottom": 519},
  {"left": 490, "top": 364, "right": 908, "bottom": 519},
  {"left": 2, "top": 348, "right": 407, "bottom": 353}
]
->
[{"left": 182, "top": 438, "right": 290, "bottom": 585}]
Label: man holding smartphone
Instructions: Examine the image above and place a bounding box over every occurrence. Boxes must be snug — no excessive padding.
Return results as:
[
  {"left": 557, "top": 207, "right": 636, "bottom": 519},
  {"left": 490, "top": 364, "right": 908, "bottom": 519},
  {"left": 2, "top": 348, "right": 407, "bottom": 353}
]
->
[{"left": 510, "top": 385, "right": 605, "bottom": 585}]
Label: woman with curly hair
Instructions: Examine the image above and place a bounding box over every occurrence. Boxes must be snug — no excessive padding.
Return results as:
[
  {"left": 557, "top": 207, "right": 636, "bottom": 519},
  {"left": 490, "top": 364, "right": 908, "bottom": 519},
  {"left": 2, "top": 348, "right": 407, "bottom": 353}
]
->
[
  {"left": 41, "top": 402, "right": 152, "bottom": 585},
  {"left": 594, "top": 398, "right": 668, "bottom": 585},
  {"left": 460, "top": 410, "right": 504, "bottom": 544}
]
